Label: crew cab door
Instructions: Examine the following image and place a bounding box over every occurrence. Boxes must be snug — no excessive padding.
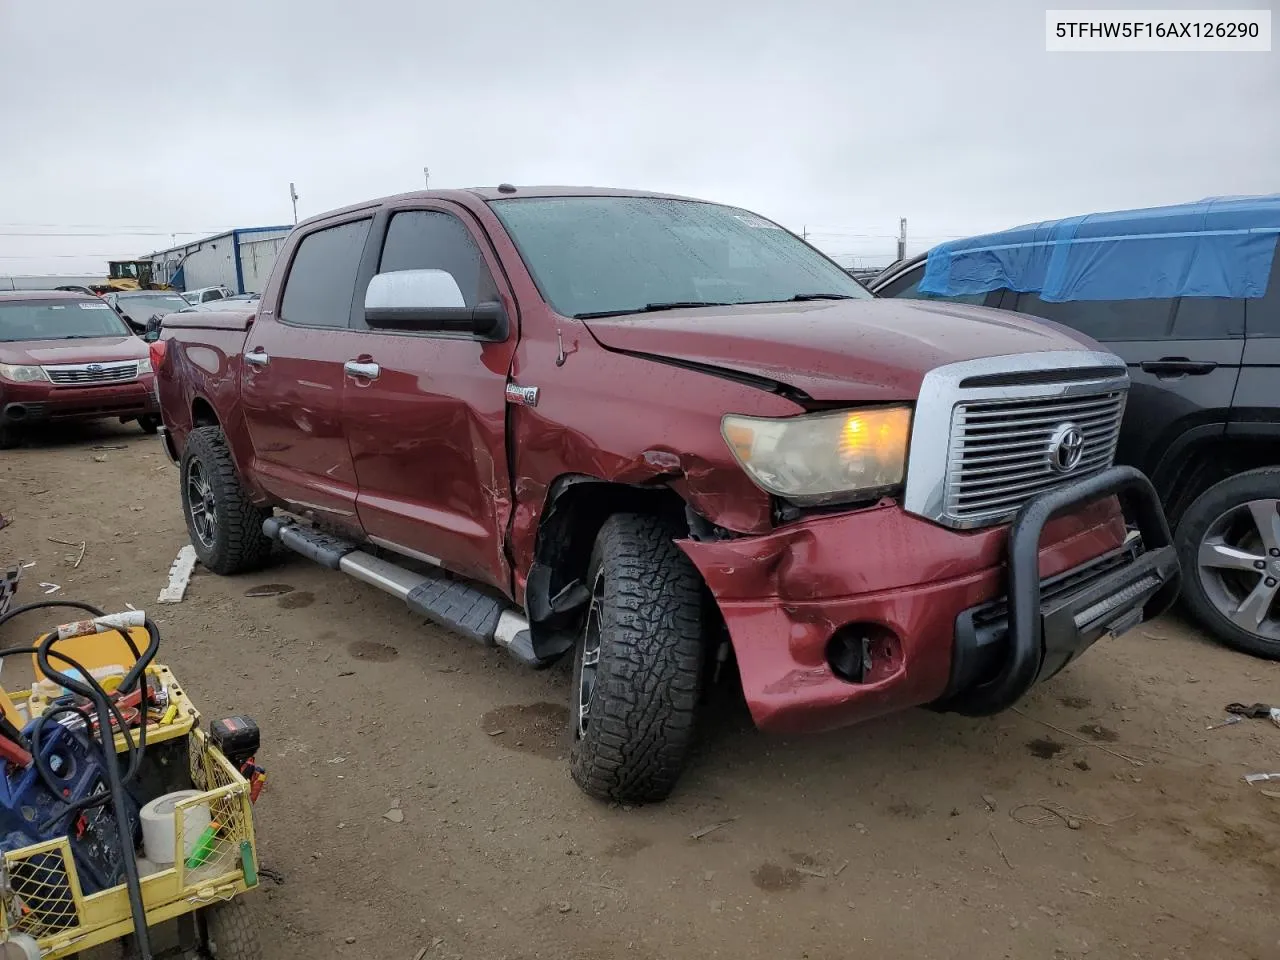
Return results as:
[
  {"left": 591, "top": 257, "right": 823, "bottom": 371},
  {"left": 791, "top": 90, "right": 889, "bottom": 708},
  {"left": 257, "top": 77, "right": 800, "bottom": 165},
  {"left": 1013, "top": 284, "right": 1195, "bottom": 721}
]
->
[
  {"left": 239, "top": 215, "right": 373, "bottom": 537},
  {"left": 341, "top": 203, "right": 518, "bottom": 591}
]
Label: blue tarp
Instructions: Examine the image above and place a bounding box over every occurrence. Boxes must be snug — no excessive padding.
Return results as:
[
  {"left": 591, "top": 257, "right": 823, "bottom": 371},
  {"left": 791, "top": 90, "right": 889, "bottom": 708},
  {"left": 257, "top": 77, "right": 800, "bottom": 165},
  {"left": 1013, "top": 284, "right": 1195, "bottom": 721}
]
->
[{"left": 919, "top": 195, "right": 1280, "bottom": 302}]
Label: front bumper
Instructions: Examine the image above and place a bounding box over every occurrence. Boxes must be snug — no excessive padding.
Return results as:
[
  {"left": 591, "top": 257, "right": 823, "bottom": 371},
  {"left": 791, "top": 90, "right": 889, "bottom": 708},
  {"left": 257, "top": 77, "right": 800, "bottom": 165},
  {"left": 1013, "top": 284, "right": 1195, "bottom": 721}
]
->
[
  {"left": 678, "top": 466, "right": 1180, "bottom": 734},
  {"left": 1, "top": 377, "right": 158, "bottom": 426}
]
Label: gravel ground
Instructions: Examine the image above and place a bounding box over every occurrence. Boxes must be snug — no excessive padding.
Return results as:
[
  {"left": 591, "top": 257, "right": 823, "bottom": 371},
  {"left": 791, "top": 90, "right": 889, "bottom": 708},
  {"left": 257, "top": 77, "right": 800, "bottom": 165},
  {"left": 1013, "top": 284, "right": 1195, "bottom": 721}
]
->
[{"left": 2, "top": 422, "right": 1279, "bottom": 960}]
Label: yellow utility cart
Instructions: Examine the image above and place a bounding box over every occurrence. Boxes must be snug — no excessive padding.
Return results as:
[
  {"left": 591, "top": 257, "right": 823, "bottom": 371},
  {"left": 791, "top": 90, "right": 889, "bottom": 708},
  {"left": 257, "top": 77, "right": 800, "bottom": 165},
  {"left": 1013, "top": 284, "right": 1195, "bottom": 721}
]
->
[{"left": 0, "top": 617, "right": 263, "bottom": 960}]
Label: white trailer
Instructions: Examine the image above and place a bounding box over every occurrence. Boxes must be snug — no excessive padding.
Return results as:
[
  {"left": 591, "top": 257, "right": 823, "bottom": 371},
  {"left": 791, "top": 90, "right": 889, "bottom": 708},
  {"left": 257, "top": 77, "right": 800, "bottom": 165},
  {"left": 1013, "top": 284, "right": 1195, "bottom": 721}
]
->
[{"left": 145, "top": 226, "right": 292, "bottom": 295}]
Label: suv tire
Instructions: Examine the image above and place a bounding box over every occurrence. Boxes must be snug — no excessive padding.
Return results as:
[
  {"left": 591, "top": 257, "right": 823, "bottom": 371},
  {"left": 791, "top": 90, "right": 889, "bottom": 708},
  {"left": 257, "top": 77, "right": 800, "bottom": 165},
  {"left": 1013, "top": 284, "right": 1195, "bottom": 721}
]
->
[
  {"left": 138, "top": 414, "right": 161, "bottom": 435},
  {"left": 1176, "top": 467, "right": 1280, "bottom": 660},
  {"left": 0, "top": 424, "right": 17, "bottom": 450},
  {"left": 180, "top": 425, "right": 272, "bottom": 575},
  {"left": 570, "top": 513, "right": 705, "bottom": 803}
]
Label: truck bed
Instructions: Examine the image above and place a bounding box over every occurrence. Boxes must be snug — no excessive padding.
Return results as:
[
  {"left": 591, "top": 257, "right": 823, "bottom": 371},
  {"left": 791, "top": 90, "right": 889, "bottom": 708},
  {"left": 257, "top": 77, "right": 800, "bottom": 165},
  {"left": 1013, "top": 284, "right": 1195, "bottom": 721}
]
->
[{"left": 162, "top": 308, "right": 256, "bottom": 332}]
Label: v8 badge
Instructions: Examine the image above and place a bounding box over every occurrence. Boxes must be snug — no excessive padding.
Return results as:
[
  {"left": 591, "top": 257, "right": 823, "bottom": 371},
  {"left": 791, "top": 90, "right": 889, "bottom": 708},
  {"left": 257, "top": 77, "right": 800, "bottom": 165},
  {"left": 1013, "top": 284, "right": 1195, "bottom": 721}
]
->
[{"left": 505, "top": 383, "right": 540, "bottom": 407}]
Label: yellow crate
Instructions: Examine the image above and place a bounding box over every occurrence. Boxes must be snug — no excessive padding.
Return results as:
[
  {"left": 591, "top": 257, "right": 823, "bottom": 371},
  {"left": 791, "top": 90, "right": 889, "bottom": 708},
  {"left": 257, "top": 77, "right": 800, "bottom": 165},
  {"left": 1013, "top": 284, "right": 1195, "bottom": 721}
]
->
[{"left": 0, "top": 671, "right": 258, "bottom": 957}]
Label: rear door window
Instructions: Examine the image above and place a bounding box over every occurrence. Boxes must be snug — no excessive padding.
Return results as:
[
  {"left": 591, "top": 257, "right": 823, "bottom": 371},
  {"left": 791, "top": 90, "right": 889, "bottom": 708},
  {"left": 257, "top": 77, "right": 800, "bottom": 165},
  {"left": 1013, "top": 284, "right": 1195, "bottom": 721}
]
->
[
  {"left": 1012, "top": 293, "right": 1174, "bottom": 342},
  {"left": 1171, "top": 298, "right": 1245, "bottom": 339},
  {"left": 280, "top": 219, "right": 373, "bottom": 328},
  {"left": 1246, "top": 247, "right": 1280, "bottom": 337}
]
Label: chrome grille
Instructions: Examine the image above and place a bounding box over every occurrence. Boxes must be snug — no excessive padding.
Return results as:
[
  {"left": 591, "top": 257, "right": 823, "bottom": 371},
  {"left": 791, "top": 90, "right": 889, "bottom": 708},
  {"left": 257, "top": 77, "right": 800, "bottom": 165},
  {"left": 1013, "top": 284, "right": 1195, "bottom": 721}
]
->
[
  {"left": 44, "top": 361, "right": 139, "bottom": 385},
  {"left": 944, "top": 389, "right": 1126, "bottom": 525},
  {"left": 901, "top": 350, "right": 1131, "bottom": 530}
]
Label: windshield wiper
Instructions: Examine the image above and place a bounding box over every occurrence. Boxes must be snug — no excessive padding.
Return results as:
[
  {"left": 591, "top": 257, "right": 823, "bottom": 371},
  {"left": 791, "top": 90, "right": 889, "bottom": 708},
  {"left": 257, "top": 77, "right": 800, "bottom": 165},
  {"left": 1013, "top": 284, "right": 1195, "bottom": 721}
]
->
[
  {"left": 574, "top": 301, "right": 730, "bottom": 319},
  {"left": 787, "top": 293, "right": 856, "bottom": 301}
]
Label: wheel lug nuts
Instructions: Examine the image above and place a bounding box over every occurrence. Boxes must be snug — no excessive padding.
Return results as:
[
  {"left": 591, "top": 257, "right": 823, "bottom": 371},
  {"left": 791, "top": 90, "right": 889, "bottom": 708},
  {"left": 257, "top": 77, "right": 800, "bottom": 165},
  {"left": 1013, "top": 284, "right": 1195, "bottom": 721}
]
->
[
  {"left": 1268, "top": 578, "right": 1278, "bottom": 588},
  {"left": 1255, "top": 560, "right": 1267, "bottom": 570},
  {"left": 1271, "top": 549, "right": 1280, "bottom": 557}
]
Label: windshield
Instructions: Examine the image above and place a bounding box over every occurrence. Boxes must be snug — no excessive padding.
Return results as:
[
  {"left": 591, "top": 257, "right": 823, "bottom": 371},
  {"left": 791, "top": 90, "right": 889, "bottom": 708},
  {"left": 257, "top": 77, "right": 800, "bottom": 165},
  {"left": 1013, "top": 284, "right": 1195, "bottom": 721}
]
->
[
  {"left": 490, "top": 196, "right": 871, "bottom": 318},
  {"left": 115, "top": 294, "right": 190, "bottom": 319},
  {"left": 0, "top": 299, "right": 133, "bottom": 342}
]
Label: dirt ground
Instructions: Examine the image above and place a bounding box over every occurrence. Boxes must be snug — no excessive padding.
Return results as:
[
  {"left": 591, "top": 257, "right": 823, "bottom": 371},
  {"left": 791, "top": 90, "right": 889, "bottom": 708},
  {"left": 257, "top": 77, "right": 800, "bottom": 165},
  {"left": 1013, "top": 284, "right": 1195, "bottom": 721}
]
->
[{"left": 2, "top": 422, "right": 1279, "bottom": 960}]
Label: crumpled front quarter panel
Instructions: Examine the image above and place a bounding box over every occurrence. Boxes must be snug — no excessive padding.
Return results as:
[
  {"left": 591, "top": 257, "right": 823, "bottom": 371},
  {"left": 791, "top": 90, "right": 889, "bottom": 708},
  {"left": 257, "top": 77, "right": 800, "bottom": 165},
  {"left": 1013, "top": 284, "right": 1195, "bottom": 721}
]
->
[{"left": 505, "top": 324, "right": 802, "bottom": 578}]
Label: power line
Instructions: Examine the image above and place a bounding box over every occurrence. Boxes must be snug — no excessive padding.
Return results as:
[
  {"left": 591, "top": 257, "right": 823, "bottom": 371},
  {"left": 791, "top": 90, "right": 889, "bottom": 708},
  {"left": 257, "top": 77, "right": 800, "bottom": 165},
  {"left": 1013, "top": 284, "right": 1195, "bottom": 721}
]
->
[
  {"left": 0, "top": 222, "right": 237, "bottom": 231},
  {"left": 0, "top": 254, "right": 122, "bottom": 260},
  {"left": 0, "top": 231, "right": 221, "bottom": 238},
  {"left": 806, "top": 231, "right": 969, "bottom": 241}
]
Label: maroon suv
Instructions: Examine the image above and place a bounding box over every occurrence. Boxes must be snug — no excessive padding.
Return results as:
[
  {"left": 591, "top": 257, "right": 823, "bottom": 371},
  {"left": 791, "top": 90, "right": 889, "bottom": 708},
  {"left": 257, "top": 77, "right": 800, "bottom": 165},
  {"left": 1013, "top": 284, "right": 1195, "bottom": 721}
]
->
[{"left": 0, "top": 290, "right": 159, "bottom": 449}]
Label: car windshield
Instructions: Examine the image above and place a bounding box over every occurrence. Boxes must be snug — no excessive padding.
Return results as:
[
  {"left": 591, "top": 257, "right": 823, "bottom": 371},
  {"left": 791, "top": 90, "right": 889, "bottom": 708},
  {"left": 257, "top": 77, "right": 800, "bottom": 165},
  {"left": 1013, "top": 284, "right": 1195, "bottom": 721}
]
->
[
  {"left": 490, "top": 196, "right": 871, "bottom": 318},
  {"left": 116, "top": 294, "right": 190, "bottom": 318},
  {"left": 0, "top": 299, "right": 133, "bottom": 342}
]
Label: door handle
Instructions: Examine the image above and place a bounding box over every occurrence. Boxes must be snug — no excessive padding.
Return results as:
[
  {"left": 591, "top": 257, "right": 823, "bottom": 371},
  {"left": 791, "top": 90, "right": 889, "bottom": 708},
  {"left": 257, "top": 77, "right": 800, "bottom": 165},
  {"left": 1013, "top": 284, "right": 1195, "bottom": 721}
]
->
[
  {"left": 1139, "top": 358, "right": 1218, "bottom": 377},
  {"left": 344, "top": 360, "right": 381, "bottom": 380},
  {"left": 243, "top": 350, "right": 270, "bottom": 367}
]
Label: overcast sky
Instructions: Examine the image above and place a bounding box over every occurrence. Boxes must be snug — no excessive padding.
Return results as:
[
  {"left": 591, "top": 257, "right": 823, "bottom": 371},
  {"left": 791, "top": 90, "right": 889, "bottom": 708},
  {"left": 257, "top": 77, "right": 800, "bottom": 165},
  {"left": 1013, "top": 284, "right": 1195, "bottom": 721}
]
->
[{"left": 1, "top": 0, "right": 1276, "bottom": 276}]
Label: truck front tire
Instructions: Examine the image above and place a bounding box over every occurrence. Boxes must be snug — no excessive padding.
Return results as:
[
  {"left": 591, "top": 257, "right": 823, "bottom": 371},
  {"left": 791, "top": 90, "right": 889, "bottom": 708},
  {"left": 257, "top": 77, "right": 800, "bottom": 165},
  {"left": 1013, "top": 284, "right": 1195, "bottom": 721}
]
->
[
  {"left": 570, "top": 513, "right": 706, "bottom": 803},
  {"left": 180, "top": 426, "right": 272, "bottom": 575}
]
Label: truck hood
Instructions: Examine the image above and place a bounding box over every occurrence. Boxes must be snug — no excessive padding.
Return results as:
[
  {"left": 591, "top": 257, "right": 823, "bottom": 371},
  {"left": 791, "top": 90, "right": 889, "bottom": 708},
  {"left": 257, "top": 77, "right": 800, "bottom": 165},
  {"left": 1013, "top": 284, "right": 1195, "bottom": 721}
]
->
[
  {"left": 0, "top": 336, "right": 148, "bottom": 366},
  {"left": 582, "top": 299, "right": 1093, "bottom": 402}
]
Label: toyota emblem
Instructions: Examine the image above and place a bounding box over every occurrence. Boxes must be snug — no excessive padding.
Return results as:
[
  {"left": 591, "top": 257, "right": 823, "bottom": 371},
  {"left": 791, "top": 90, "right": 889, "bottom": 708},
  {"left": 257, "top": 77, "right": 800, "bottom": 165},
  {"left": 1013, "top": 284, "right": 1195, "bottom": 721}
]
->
[{"left": 1047, "top": 423, "right": 1085, "bottom": 473}]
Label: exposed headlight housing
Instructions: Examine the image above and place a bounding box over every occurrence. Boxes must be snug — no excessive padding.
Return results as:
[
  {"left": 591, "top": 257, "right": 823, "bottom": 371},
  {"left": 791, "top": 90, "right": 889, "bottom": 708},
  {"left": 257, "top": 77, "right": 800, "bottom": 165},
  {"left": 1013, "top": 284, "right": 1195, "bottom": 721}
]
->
[
  {"left": 0, "top": 363, "right": 50, "bottom": 383},
  {"left": 137, "top": 356, "right": 153, "bottom": 375},
  {"left": 722, "top": 406, "right": 912, "bottom": 507}
]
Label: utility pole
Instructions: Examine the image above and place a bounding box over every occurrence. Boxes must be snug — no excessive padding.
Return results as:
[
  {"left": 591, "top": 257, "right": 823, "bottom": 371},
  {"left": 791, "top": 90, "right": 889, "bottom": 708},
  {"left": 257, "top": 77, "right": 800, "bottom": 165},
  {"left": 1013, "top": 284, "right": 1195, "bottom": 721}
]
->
[
  {"left": 424, "top": 167, "right": 430, "bottom": 189},
  {"left": 289, "top": 182, "right": 299, "bottom": 225},
  {"left": 897, "top": 218, "right": 907, "bottom": 261},
  {"left": 802, "top": 225, "right": 808, "bottom": 240}
]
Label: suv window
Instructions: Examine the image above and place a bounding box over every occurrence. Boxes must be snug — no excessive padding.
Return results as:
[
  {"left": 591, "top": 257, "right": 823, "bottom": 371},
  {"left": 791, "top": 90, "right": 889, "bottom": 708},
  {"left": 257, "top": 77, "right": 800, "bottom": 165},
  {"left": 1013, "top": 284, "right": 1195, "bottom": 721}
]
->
[
  {"left": 202, "top": 289, "right": 225, "bottom": 303},
  {"left": 1171, "top": 297, "right": 1244, "bottom": 339},
  {"left": 1013, "top": 292, "right": 1174, "bottom": 341},
  {"left": 376, "top": 211, "right": 497, "bottom": 308},
  {"left": 280, "top": 219, "right": 372, "bottom": 328},
  {"left": 876, "top": 265, "right": 987, "bottom": 305}
]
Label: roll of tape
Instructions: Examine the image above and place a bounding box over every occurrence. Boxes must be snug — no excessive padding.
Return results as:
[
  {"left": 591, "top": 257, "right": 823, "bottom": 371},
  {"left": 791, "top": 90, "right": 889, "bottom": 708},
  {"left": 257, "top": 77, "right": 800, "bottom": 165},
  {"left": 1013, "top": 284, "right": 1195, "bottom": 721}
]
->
[{"left": 140, "top": 789, "right": 211, "bottom": 865}]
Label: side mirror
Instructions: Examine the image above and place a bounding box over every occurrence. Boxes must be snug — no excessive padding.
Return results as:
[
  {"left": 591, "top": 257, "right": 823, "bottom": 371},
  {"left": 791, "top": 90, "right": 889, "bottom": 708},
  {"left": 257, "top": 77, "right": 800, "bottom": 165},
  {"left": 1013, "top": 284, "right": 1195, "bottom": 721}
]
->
[
  {"left": 142, "top": 316, "right": 163, "bottom": 343},
  {"left": 364, "top": 269, "right": 507, "bottom": 340}
]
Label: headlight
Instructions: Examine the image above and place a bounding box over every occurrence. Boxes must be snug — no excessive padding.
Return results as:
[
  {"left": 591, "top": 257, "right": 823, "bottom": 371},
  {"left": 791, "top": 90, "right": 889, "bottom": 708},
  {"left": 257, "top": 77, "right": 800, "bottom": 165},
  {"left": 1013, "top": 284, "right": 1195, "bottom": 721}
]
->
[
  {"left": 722, "top": 406, "right": 911, "bottom": 506},
  {"left": 0, "top": 363, "right": 49, "bottom": 383},
  {"left": 137, "top": 356, "right": 153, "bottom": 374}
]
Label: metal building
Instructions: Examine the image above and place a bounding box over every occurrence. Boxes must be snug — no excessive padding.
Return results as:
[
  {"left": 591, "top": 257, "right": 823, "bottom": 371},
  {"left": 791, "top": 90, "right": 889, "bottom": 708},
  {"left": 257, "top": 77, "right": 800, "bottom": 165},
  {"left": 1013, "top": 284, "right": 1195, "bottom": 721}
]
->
[{"left": 144, "top": 226, "right": 292, "bottom": 295}]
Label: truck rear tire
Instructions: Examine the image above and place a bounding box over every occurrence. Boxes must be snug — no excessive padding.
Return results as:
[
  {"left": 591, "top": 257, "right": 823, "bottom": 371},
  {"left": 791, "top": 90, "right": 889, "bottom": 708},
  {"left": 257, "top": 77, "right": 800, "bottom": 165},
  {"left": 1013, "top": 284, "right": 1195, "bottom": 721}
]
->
[
  {"left": 570, "top": 513, "right": 705, "bottom": 803},
  {"left": 180, "top": 426, "right": 272, "bottom": 576},
  {"left": 1176, "top": 467, "right": 1280, "bottom": 660}
]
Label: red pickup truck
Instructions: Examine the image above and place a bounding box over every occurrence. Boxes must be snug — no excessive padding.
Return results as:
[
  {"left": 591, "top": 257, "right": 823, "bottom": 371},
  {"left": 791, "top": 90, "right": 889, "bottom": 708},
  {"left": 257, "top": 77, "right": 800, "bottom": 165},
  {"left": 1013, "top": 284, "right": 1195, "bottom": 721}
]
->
[{"left": 154, "top": 187, "right": 1180, "bottom": 802}]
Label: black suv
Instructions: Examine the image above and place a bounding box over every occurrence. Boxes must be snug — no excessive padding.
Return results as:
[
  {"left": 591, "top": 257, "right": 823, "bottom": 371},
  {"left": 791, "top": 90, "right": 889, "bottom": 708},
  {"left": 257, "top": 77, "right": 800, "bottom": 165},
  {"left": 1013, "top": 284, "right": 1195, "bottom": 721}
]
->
[{"left": 871, "top": 229, "right": 1280, "bottom": 660}]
